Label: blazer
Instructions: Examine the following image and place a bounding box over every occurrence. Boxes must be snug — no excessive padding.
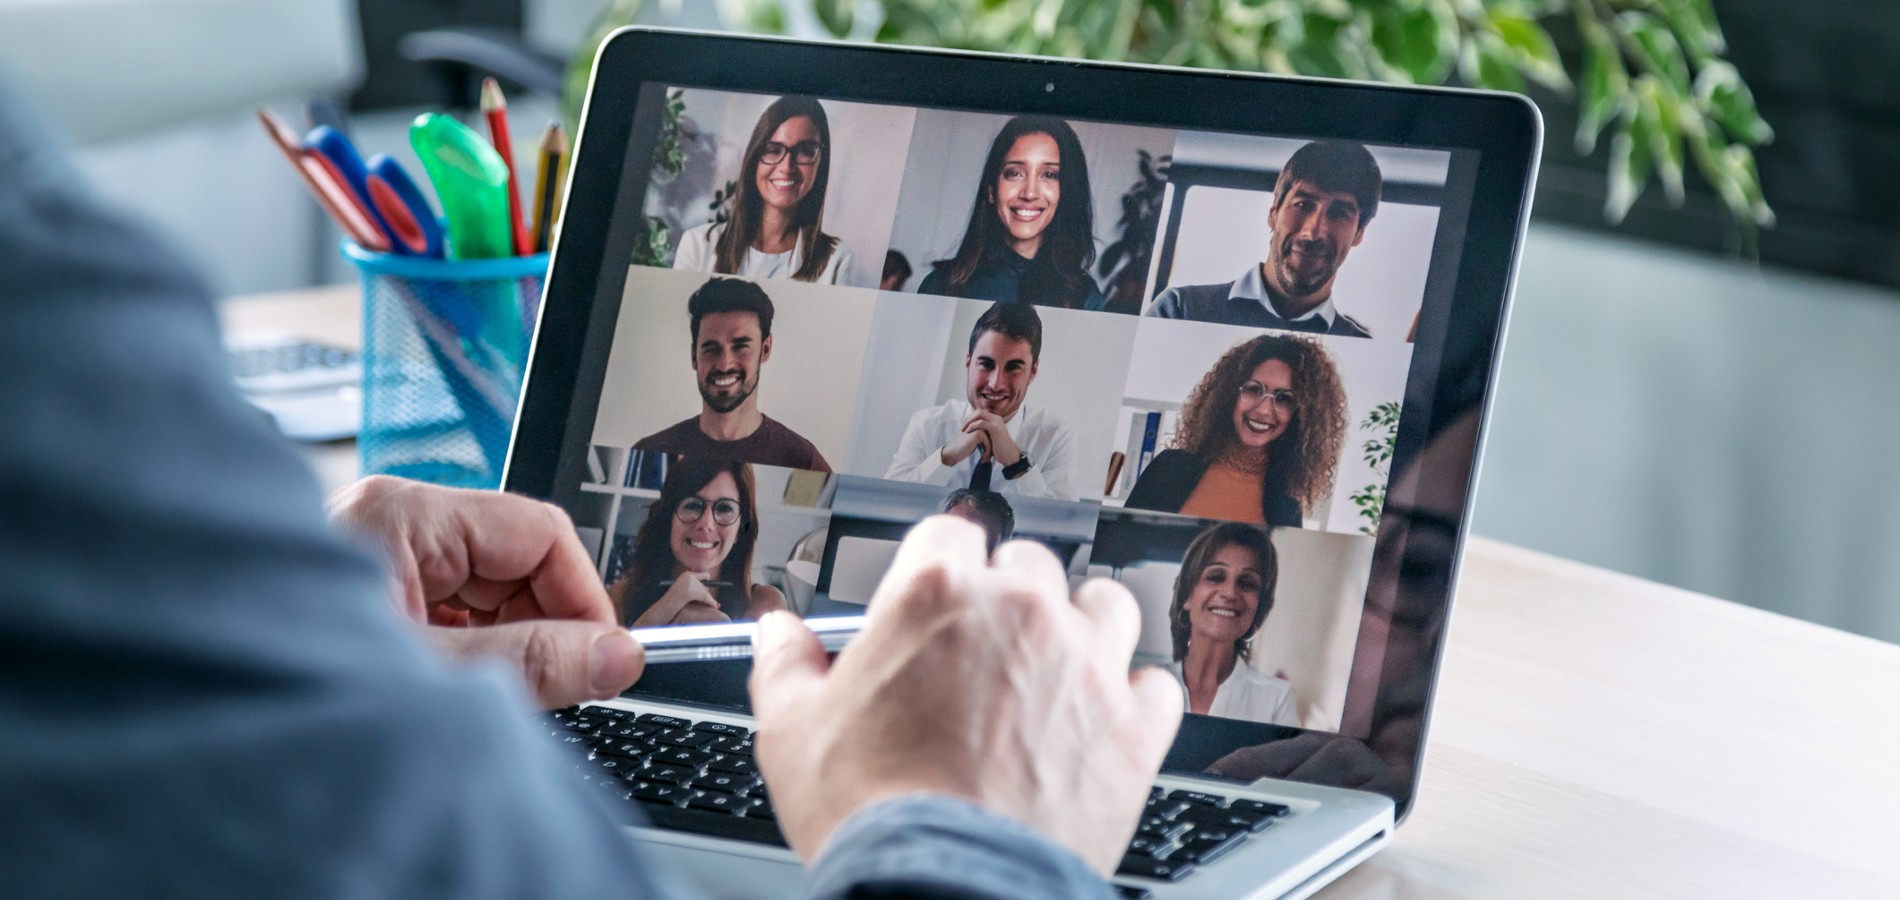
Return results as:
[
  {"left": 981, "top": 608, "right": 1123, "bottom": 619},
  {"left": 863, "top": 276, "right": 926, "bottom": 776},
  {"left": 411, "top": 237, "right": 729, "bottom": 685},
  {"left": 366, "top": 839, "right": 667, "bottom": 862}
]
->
[{"left": 1123, "top": 449, "right": 1303, "bottom": 527}]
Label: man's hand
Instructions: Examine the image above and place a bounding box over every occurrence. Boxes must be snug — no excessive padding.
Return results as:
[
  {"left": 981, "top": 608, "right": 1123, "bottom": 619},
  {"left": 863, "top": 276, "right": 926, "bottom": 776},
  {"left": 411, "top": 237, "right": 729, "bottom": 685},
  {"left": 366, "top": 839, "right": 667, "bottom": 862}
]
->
[
  {"left": 938, "top": 426, "right": 988, "bottom": 467},
  {"left": 748, "top": 516, "right": 1182, "bottom": 875},
  {"left": 328, "top": 476, "right": 644, "bottom": 707},
  {"left": 962, "top": 411, "right": 1023, "bottom": 467}
]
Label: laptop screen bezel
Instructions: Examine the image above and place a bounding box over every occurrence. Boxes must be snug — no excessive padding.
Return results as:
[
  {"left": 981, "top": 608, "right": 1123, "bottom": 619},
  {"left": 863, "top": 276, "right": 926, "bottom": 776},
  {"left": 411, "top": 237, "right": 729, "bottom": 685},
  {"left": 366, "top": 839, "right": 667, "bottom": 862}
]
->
[{"left": 504, "top": 27, "right": 1541, "bottom": 823}]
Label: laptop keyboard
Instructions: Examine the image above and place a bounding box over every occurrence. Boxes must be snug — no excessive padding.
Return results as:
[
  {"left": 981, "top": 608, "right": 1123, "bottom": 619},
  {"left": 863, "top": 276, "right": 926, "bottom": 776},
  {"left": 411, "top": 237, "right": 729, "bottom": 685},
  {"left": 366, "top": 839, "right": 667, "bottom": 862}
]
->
[{"left": 549, "top": 705, "right": 1292, "bottom": 896}]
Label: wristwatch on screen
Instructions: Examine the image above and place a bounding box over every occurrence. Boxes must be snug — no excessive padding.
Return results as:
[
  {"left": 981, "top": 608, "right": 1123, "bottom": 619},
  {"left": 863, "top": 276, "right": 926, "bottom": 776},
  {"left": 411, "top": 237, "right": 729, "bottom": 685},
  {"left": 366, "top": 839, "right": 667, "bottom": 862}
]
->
[{"left": 1002, "top": 454, "right": 1033, "bottom": 480}]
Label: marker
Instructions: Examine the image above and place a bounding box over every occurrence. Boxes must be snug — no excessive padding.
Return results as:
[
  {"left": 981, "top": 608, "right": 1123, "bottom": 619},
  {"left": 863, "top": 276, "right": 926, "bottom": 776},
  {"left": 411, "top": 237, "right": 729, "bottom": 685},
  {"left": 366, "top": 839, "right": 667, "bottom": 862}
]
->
[
  {"left": 409, "top": 112, "right": 513, "bottom": 260},
  {"left": 480, "top": 77, "right": 532, "bottom": 257}
]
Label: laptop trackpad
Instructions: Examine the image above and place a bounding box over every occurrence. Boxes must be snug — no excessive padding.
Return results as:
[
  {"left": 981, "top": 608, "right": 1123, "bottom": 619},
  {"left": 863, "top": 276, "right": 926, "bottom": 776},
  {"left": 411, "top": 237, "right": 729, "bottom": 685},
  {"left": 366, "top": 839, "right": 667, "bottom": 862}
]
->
[{"left": 633, "top": 831, "right": 806, "bottom": 897}]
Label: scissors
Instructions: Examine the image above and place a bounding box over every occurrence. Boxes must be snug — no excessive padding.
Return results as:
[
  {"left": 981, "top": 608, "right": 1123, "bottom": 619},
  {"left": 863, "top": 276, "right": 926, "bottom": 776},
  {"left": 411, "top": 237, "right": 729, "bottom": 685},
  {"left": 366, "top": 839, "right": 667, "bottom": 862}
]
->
[{"left": 305, "top": 126, "right": 445, "bottom": 258}]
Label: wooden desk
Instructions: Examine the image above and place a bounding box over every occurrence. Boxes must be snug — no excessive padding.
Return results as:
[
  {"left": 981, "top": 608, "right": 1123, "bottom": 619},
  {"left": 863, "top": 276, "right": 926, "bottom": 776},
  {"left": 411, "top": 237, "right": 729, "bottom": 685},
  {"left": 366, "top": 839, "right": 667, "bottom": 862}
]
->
[{"left": 220, "top": 285, "right": 1900, "bottom": 899}]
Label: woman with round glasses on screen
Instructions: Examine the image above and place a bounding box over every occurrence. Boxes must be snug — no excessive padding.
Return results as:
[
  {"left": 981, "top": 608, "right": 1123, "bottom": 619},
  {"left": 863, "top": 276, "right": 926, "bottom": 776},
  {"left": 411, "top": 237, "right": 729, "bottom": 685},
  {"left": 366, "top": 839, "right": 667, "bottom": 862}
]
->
[
  {"left": 1166, "top": 522, "right": 1297, "bottom": 725},
  {"left": 1125, "top": 333, "right": 1347, "bottom": 527},
  {"left": 609, "top": 457, "right": 787, "bottom": 627},
  {"left": 672, "top": 96, "right": 857, "bottom": 284},
  {"left": 917, "top": 115, "right": 1106, "bottom": 310}
]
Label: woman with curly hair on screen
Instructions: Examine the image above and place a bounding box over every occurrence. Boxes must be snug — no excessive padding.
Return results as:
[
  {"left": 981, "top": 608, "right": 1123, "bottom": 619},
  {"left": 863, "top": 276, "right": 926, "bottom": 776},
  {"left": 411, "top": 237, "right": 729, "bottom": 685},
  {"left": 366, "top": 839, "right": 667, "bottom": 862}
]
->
[
  {"left": 608, "top": 457, "right": 787, "bottom": 627},
  {"left": 1125, "top": 333, "right": 1347, "bottom": 527},
  {"left": 1165, "top": 521, "right": 1297, "bottom": 725}
]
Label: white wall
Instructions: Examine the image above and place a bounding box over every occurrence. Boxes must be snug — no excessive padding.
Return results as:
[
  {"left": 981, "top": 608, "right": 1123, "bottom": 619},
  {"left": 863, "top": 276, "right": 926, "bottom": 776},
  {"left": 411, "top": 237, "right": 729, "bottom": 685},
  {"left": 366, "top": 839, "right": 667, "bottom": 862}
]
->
[
  {"left": 1476, "top": 224, "right": 1900, "bottom": 644},
  {"left": 1116, "top": 318, "right": 1413, "bottom": 532},
  {"left": 1098, "top": 526, "right": 1372, "bottom": 731},
  {"left": 844, "top": 296, "right": 1137, "bottom": 496},
  {"left": 885, "top": 109, "right": 1176, "bottom": 292},
  {"left": 645, "top": 90, "right": 914, "bottom": 289},
  {"left": 590, "top": 266, "right": 877, "bottom": 466}
]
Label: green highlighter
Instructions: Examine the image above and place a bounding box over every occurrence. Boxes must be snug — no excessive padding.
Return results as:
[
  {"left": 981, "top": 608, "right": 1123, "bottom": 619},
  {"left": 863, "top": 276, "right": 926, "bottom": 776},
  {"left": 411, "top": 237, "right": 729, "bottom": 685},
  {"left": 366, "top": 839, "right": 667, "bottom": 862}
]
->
[{"left": 409, "top": 113, "right": 513, "bottom": 260}]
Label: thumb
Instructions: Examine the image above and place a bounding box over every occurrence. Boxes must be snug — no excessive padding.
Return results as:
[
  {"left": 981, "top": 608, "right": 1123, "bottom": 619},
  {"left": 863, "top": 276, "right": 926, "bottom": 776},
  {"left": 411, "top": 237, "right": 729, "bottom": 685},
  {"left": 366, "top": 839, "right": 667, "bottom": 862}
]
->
[
  {"left": 748, "top": 611, "right": 829, "bottom": 720},
  {"left": 432, "top": 621, "right": 645, "bottom": 709},
  {"left": 1128, "top": 666, "right": 1186, "bottom": 766}
]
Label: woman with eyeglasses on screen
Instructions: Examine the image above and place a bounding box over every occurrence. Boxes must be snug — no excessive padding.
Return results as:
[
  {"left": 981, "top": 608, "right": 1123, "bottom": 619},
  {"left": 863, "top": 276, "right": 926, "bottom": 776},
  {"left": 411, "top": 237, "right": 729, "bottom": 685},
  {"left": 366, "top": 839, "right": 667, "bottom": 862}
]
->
[
  {"left": 917, "top": 116, "right": 1106, "bottom": 311},
  {"left": 609, "top": 457, "right": 787, "bottom": 627},
  {"left": 673, "top": 96, "right": 856, "bottom": 284},
  {"left": 1165, "top": 522, "right": 1298, "bottom": 725},
  {"left": 1125, "top": 333, "right": 1346, "bottom": 527}
]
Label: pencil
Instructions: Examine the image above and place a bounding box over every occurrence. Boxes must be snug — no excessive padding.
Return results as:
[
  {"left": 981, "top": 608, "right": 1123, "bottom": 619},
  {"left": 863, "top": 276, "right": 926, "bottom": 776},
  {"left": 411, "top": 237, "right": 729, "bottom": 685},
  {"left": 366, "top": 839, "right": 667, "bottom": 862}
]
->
[
  {"left": 256, "top": 107, "right": 389, "bottom": 252},
  {"left": 530, "top": 121, "right": 568, "bottom": 253},
  {"left": 480, "top": 77, "right": 532, "bottom": 257}
]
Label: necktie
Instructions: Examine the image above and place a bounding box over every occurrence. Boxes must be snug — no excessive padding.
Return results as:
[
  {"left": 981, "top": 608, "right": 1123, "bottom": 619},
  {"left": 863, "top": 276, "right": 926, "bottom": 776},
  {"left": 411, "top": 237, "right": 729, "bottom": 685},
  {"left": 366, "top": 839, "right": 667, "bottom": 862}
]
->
[{"left": 968, "top": 455, "right": 993, "bottom": 491}]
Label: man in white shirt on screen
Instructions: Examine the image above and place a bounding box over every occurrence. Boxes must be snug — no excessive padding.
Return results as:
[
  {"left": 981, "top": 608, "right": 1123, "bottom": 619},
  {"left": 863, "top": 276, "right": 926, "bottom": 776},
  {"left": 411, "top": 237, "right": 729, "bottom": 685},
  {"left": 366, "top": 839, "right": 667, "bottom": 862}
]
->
[{"left": 885, "top": 302, "right": 1079, "bottom": 501}]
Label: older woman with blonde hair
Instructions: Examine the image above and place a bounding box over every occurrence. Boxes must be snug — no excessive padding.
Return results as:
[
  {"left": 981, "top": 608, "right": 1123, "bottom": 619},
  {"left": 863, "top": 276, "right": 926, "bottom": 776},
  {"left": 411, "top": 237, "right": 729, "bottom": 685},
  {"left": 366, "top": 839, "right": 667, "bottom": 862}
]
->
[{"left": 1126, "top": 333, "right": 1347, "bottom": 527}]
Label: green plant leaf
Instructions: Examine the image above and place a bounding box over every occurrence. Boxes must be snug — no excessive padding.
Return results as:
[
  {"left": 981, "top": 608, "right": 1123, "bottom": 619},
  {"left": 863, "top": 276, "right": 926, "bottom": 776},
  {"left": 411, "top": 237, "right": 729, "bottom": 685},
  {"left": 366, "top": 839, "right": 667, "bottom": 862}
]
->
[
  {"left": 1605, "top": 107, "right": 1652, "bottom": 224},
  {"left": 1619, "top": 11, "right": 1691, "bottom": 95},
  {"left": 1636, "top": 76, "right": 1686, "bottom": 204},
  {"left": 811, "top": 0, "right": 856, "bottom": 36},
  {"left": 1696, "top": 61, "right": 1774, "bottom": 146},
  {"left": 1460, "top": 33, "right": 1525, "bottom": 93},
  {"left": 1574, "top": 18, "right": 1627, "bottom": 154},
  {"left": 1488, "top": 11, "right": 1569, "bottom": 91},
  {"left": 1371, "top": 1, "right": 1456, "bottom": 84},
  {"left": 1726, "top": 143, "right": 1775, "bottom": 227}
]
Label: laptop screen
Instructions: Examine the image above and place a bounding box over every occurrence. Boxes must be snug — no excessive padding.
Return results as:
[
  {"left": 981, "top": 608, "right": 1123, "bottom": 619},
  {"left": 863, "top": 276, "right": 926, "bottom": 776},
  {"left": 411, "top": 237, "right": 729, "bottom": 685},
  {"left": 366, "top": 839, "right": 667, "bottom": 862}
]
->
[{"left": 511, "top": 30, "right": 1537, "bottom": 817}]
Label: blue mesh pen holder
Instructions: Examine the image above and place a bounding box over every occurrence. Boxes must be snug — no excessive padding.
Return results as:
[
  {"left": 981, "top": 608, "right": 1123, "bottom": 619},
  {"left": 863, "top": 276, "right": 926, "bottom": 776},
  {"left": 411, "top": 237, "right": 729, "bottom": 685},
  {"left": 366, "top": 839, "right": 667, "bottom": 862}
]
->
[{"left": 343, "top": 242, "right": 549, "bottom": 489}]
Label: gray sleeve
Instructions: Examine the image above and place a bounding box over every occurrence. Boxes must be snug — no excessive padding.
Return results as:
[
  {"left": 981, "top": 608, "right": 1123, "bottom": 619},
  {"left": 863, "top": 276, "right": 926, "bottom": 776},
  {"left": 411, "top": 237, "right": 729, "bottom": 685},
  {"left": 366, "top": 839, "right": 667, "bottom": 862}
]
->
[
  {"left": 0, "top": 69, "right": 690, "bottom": 900},
  {"left": 806, "top": 796, "right": 1115, "bottom": 900},
  {"left": 1144, "top": 288, "right": 1183, "bottom": 318}
]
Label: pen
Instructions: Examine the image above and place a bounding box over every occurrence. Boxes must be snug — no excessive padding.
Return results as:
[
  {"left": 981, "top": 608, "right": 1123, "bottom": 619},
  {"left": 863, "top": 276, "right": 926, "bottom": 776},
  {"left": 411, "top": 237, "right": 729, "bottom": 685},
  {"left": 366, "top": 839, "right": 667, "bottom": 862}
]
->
[
  {"left": 530, "top": 121, "right": 568, "bottom": 254},
  {"left": 658, "top": 580, "right": 733, "bottom": 589},
  {"left": 480, "top": 77, "right": 532, "bottom": 257},
  {"left": 256, "top": 108, "right": 390, "bottom": 253}
]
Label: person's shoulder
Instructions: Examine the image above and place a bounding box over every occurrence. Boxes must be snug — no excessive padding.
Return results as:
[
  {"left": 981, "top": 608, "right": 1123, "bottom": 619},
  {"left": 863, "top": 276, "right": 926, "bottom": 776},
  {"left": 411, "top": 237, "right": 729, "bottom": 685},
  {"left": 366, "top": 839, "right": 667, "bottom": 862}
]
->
[
  {"left": 1331, "top": 311, "right": 1373, "bottom": 338},
  {"left": 757, "top": 415, "right": 823, "bottom": 453},
  {"left": 1144, "top": 448, "right": 1201, "bottom": 476},
  {"left": 634, "top": 418, "right": 700, "bottom": 450},
  {"left": 916, "top": 265, "right": 952, "bottom": 296},
  {"left": 1231, "top": 664, "right": 1290, "bottom": 692},
  {"left": 1148, "top": 282, "right": 1234, "bottom": 320},
  {"left": 672, "top": 223, "right": 718, "bottom": 270}
]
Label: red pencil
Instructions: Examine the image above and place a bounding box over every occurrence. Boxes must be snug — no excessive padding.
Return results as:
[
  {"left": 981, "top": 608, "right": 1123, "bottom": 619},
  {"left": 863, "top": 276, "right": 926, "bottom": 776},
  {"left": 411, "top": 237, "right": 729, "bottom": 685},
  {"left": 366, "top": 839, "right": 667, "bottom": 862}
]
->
[
  {"left": 256, "top": 107, "right": 389, "bottom": 253},
  {"left": 480, "top": 77, "right": 532, "bottom": 256}
]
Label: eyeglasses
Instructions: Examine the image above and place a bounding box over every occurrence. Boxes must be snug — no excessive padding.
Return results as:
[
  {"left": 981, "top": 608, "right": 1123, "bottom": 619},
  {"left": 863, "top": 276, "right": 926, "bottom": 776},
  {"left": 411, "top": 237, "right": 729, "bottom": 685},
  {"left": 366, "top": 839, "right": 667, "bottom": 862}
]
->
[
  {"left": 677, "top": 496, "right": 742, "bottom": 527},
  {"left": 758, "top": 140, "right": 822, "bottom": 166},
  {"left": 1238, "top": 381, "right": 1298, "bottom": 409}
]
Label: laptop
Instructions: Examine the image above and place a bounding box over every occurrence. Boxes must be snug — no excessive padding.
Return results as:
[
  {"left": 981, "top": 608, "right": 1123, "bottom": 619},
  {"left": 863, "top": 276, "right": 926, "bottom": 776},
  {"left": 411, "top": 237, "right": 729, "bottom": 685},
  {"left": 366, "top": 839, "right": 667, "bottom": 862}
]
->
[{"left": 503, "top": 27, "right": 1539, "bottom": 899}]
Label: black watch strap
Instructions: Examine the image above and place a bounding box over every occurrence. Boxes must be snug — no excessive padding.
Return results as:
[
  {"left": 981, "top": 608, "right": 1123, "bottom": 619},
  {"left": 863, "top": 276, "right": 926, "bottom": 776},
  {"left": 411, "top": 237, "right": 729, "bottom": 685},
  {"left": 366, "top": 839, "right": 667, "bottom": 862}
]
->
[{"left": 1001, "top": 454, "right": 1033, "bottom": 480}]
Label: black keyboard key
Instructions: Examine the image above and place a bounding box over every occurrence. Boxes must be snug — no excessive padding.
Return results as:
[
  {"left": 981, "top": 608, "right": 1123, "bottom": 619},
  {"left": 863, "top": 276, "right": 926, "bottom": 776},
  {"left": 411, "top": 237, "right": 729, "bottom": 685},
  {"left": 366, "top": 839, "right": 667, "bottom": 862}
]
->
[
  {"left": 593, "top": 740, "right": 653, "bottom": 761},
  {"left": 651, "top": 747, "right": 713, "bottom": 769},
  {"left": 561, "top": 718, "right": 598, "bottom": 736},
  {"left": 644, "top": 765, "right": 695, "bottom": 786},
  {"left": 691, "top": 771, "right": 757, "bottom": 794},
  {"left": 1167, "top": 789, "right": 1226, "bottom": 807},
  {"left": 1149, "top": 786, "right": 1164, "bottom": 800},
  {"left": 685, "top": 792, "right": 755, "bottom": 815},
  {"left": 630, "top": 781, "right": 696, "bottom": 806},
  {"left": 706, "top": 756, "right": 758, "bottom": 777},
  {"left": 1179, "top": 804, "right": 1272, "bottom": 834},
  {"left": 594, "top": 722, "right": 658, "bottom": 742},
  {"left": 1180, "top": 829, "right": 1247, "bottom": 865},
  {"left": 1124, "top": 835, "right": 1173, "bottom": 859},
  {"left": 556, "top": 734, "right": 590, "bottom": 750},
  {"left": 1143, "top": 799, "right": 1189, "bottom": 820},
  {"left": 592, "top": 777, "right": 633, "bottom": 801},
  {"left": 588, "top": 756, "right": 640, "bottom": 780},
  {"left": 655, "top": 728, "right": 719, "bottom": 749},
  {"left": 636, "top": 799, "right": 786, "bottom": 846},
  {"left": 1230, "top": 798, "right": 1291, "bottom": 818},
  {"left": 1136, "top": 820, "right": 1190, "bottom": 842},
  {"left": 636, "top": 713, "right": 692, "bottom": 730},
  {"left": 1116, "top": 855, "right": 1193, "bottom": 882},
  {"left": 583, "top": 705, "right": 632, "bottom": 720},
  {"left": 1215, "top": 806, "right": 1276, "bottom": 832},
  {"left": 746, "top": 799, "right": 775, "bottom": 821},
  {"left": 691, "top": 721, "right": 750, "bottom": 737},
  {"left": 1113, "top": 885, "right": 1154, "bottom": 900},
  {"left": 709, "top": 735, "right": 755, "bottom": 755}
]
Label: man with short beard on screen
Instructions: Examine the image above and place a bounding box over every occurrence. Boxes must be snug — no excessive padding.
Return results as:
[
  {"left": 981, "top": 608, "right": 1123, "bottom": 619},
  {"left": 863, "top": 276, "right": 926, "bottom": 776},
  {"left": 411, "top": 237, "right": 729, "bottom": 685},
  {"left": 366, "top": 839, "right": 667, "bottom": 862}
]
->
[
  {"left": 1146, "top": 140, "right": 1382, "bottom": 338},
  {"left": 634, "top": 277, "right": 832, "bottom": 471}
]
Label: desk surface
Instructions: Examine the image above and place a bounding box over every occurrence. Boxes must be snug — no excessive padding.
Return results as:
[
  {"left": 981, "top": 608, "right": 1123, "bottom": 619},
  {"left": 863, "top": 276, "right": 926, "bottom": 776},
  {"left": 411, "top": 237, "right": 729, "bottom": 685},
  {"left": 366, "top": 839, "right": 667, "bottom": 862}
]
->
[{"left": 222, "top": 285, "right": 1900, "bottom": 899}]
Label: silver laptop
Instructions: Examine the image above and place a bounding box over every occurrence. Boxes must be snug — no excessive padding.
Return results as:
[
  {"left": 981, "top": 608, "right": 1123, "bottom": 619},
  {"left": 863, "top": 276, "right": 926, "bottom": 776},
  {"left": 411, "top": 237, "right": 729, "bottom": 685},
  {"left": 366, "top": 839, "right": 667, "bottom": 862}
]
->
[{"left": 504, "top": 27, "right": 1539, "bottom": 898}]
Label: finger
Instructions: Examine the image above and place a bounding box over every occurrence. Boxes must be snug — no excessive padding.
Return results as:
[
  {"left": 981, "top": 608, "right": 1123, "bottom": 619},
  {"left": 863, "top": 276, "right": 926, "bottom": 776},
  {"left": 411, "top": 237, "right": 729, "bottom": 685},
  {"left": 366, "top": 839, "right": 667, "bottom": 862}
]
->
[
  {"left": 868, "top": 516, "right": 990, "bottom": 619},
  {"left": 1127, "top": 666, "right": 1186, "bottom": 763},
  {"left": 748, "top": 610, "right": 830, "bottom": 719},
  {"left": 989, "top": 538, "right": 1069, "bottom": 592},
  {"left": 448, "top": 492, "right": 614, "bottom": 625},
  {"left": 432, "top": 621, "right": 644, "bottom": 708},
  {"left": 1071, "top": 577, "right": 1142, "bottom": 665}
]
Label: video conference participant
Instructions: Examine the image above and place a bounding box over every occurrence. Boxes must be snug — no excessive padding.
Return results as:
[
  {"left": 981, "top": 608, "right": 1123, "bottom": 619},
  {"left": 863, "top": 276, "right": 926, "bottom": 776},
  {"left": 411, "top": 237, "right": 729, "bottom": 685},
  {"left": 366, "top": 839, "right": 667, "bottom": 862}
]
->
[
  {"left": 673, "top": 96, "right": 857, "bottom": 284},
  {"left": 917, "top": 116, "right": 1107, "bottom": 311},
  {"left": 635, "top": 277, "right": 832, "bottom": 472},
  {"left": 885, "top": 302, "right": 1079, "bottom": 501},
  {"left": 941, "top": 488, "right": 1016, "bottom": 555},
  {"left": 1164, "top": 522, "right": 1298, "bottom": 725},
  {"left": 1125, "top": 333, "right": 1345, "bottom": 526},
  {"left": 881, "top": 249, "right": 913, "bottom": 291},
  {"left": 1147, "top": 140, "right": 1382, "bottom": 337},
  {"left": 609, "top": 457, "right": 786, "bottom": 627}
]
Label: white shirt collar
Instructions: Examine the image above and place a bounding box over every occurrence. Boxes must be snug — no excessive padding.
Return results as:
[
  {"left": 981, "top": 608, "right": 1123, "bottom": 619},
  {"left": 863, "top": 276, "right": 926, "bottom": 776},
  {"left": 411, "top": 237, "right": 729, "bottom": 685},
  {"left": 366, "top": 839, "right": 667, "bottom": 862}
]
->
[{"left": 1230, "top": 263, "right": 1337, "bottom": 329}]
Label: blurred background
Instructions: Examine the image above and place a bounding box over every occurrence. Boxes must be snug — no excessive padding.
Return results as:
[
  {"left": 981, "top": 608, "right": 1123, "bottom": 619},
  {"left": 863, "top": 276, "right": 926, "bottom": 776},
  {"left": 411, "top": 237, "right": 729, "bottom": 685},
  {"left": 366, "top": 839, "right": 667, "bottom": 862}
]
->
[{"left": 4, "top": 0, "right": 1894, "bottom": 643}]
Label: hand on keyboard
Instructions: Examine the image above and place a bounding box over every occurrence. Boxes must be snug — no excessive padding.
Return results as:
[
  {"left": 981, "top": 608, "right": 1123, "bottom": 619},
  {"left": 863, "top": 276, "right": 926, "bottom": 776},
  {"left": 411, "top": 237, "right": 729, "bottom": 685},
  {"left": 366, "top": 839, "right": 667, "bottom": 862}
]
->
[{"left": 747, "top": 515, "right": 1185, "bottom": 875}]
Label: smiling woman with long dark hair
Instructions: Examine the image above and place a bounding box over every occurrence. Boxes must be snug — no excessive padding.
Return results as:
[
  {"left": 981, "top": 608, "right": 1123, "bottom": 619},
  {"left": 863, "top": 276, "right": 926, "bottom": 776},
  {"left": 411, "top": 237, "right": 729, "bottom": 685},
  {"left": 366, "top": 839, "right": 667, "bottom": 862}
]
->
[
  {"left": 673, "top": 96, "right": 855, "bottom": 284},
  {"left": 917, "top": 115, "right": 1105, "bottom": 311},
  {"left": 608, "top": 457, "right": 787, "bottom": 627}
]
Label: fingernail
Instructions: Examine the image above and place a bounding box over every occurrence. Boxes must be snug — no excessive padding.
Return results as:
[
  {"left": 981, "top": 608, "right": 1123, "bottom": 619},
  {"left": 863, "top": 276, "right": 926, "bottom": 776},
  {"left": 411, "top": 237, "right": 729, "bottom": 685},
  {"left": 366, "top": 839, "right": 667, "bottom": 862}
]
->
[{"left": 590, "top": 630, "right": 640, "bottom": 696}]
